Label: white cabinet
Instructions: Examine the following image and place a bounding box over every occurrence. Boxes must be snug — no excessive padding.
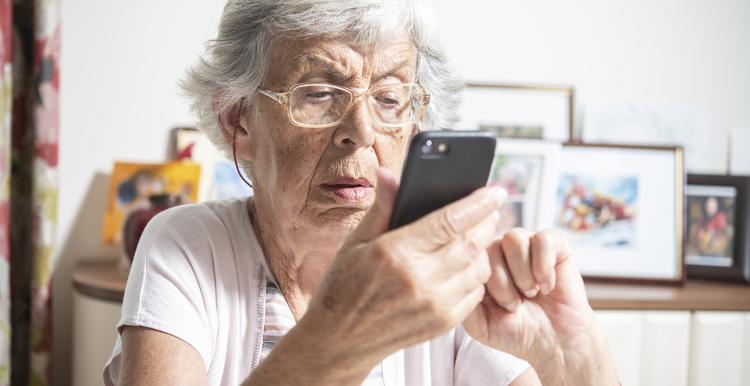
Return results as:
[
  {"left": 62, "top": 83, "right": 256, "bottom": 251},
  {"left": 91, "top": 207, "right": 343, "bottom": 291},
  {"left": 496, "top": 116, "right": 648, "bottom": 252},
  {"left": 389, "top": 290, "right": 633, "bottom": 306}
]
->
[
  {"left": 72, "top": 291, "right": 122, "bottom": 386},
  {"left": 597, "top": 310, "right": 750, "bottom": 386},
  {"left": 596, "top": 310, "right": 690, "bottom": 386},
  {"left": 689, "top": 312, "right": 750, "bottom": 386}
]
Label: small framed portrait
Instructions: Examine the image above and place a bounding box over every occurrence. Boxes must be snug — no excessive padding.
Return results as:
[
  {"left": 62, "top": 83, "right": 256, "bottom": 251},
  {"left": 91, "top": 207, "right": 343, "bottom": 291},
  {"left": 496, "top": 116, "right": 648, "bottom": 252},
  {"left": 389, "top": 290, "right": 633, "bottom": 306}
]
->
[
  {"left": 456, "top": 83, "right": 574, "bottom": 142},
  {"left": 170, "top": 127, "right": 251, "bottom": 201},
  {"left": 555, "top": 143, "right": 685, "bottom": 284},
  {"left": 489, "top": 139, "right": 561, "bottom": 232},
  {"left": 686, "top": 175, "right": 750, "bottom": 283}
]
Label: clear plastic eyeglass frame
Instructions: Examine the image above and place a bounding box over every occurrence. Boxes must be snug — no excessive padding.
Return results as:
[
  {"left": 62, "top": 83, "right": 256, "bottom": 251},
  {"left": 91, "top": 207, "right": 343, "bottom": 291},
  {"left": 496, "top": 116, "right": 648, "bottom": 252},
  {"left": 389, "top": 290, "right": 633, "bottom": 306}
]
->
[{"left": 257, "top": 82, "right": 430, "bottom": 129}]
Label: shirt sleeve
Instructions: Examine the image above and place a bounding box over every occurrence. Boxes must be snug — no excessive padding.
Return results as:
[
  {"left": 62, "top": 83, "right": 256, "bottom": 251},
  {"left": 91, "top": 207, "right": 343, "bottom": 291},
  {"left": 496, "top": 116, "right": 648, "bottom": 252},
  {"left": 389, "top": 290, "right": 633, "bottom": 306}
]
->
[
  {"left": 104, "top": 205, "right": 220, "bottom": 383},
  {"left": 453, "top": 326, "right": 531, "bottom": 386}
]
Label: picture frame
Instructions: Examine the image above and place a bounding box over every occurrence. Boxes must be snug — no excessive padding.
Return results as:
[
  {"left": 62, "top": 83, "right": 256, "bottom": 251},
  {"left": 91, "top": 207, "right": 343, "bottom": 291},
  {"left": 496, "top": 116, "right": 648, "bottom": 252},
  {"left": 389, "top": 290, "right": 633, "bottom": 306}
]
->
[
  {"left": 170, "top": 127, "right": 251, "bottom": 201},
  {"left": 555, "top": 143, "right": 685, "bottom": 284},
  {"left": 489, "top": 139, "right": 561, "bottom": 231},
  {"left": 686, "top": 174, "right": 750, "bottom": 283},
  {"left": 456, "top": 83, "right": 574, "bottom": 142},
  {"left": 102, "top": 161, "right": 201, "bottom": 245}
]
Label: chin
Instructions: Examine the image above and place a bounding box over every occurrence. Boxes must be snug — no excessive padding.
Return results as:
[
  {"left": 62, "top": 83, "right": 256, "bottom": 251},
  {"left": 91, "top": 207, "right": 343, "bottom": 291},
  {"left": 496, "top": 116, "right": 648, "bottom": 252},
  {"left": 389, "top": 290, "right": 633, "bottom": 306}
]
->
[{"left": 311, "top": 206, "right": 369, "bottom": 233}]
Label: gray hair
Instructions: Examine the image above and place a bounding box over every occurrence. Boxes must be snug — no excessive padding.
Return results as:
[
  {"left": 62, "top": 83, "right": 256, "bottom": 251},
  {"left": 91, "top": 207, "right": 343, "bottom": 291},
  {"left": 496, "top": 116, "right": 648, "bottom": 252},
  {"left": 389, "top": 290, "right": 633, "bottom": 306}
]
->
[{"left": 181, "top": 0, "right": 463, "bottom": 157}]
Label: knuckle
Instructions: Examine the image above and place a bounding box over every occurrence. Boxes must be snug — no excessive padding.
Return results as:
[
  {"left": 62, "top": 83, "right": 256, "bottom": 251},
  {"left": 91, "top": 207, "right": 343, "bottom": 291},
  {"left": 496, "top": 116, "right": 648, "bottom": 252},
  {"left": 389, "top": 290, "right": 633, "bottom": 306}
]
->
[
  {"left": 437, "top": 209, "right": 461, "bottom": 238},
  {"left": 532, "top": 230, "right": 554, "bottom": 247},
  {"left": 475, "top": 253, "right": 492, "bottom": 282},
  {"left": 464, "top": 235, "right": 482, "bottom": 257}
]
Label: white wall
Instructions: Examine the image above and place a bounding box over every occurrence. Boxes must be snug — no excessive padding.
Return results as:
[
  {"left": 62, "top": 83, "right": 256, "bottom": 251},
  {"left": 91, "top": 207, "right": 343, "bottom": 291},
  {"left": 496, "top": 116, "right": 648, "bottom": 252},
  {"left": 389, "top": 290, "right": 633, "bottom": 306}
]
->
[
  {"left": 55, "top": 0, "right": 750, "bottom": 385},
  {"left": 55, "top": 1, "right": 225, "bottom": 384}
]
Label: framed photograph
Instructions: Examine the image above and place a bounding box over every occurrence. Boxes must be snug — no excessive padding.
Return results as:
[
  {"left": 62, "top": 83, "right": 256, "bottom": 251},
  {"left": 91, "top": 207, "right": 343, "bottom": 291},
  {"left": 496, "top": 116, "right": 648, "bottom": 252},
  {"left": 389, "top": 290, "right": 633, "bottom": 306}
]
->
[
  {"left": 686, "top": 174, "right": 750, "bottom": 283},
  {"left": 489, "top": 139, "right": 561, "bottom": 231},
  {"left": 171, "top": 127, "right": 251, "bottom": 201},
  {"left": 102, "top": 161, "right": 201, "bottom": 245},
  {"left": 555, "top": 144, "right": 685, "bottom": 284},
  {"left": 456, "top": 83, "right": 574, "bottom": 141}
]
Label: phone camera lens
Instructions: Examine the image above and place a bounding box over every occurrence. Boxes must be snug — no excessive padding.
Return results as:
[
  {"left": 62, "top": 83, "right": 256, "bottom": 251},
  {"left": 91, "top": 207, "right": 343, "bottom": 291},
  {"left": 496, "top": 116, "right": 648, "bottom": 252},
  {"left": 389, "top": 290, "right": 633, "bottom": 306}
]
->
[{"left": 421, "top": 140, "right": 433, "bottom": 155}]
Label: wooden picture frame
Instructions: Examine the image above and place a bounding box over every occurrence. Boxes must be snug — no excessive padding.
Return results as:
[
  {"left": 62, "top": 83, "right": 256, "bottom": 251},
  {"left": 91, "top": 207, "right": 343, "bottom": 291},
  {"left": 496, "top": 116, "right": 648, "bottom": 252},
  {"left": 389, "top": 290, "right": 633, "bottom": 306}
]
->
[
  {"left": 686, "top": 174, "right": 750, "bottom": 283},
  {"left": 556, "top": 143, "right": 685, "bottom": 285},
  {"left": 456, "top": 83, "right": 575, "bottom": 142}
]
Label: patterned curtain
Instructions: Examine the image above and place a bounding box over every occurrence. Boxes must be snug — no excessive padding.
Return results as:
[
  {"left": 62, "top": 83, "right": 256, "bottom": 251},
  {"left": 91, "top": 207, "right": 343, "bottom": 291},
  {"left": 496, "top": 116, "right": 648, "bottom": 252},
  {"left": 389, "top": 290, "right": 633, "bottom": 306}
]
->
[
  {"left": 0, "top": 0, "right": 13, "bottom": 382},
  {"left": 2, "top": 0, "right": 59, "bottom": 385}
]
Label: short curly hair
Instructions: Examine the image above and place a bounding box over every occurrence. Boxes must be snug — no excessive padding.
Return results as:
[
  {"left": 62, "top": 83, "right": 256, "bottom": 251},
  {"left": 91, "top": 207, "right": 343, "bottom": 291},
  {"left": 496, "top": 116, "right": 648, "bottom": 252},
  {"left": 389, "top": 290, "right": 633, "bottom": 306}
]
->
[{"left": 181, "top": 0, "right": 463, "bottom": 158}]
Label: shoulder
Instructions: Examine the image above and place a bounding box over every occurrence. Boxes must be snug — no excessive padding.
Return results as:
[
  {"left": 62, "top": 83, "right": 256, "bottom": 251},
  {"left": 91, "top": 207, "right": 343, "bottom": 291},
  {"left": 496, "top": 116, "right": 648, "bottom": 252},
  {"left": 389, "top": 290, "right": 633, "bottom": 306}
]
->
[{"left": 129, "top": 197, "right": 255, "bottom": 287}]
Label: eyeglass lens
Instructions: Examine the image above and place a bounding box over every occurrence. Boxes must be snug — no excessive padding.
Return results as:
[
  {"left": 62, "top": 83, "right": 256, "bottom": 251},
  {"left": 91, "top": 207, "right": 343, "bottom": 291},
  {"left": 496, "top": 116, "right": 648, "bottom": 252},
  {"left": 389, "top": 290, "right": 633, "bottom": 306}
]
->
[{"left": 288, "top": 84, "right": 424, "bottom": 127}]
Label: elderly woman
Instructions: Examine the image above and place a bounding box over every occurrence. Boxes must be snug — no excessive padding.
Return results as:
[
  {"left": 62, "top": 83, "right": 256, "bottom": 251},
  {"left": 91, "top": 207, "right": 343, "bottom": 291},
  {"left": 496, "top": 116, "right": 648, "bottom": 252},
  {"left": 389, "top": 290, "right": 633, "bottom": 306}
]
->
[{"left": 104, "top": 1, "right": 619, "bottom": 385}]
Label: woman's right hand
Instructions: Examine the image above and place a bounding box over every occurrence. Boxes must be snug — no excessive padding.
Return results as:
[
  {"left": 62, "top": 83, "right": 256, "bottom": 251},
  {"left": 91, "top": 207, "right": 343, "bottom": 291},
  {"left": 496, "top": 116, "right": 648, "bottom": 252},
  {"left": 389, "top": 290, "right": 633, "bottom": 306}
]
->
[{"left": 298, "top": 168, "right": 507, "bottom": 379}]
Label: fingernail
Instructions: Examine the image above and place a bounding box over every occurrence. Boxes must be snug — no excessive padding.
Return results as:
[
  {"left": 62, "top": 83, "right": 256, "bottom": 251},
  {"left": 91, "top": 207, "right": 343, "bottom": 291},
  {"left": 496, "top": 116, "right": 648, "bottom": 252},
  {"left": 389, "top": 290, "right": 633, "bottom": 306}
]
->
[
  {"left": 523, "top": 288, "right": 539, "bottom": 299},
  {"left": 540, "top": 282, "right": 552, "bottom": 295},
  {"left": 492, "top": 210, "right": 501, "bottom": 222},
  {"left": 502, "top": 302, "right": 519, "bottom": 312},
  {"left": 491, "top": 187, "right": 508, "bottom": 206}
]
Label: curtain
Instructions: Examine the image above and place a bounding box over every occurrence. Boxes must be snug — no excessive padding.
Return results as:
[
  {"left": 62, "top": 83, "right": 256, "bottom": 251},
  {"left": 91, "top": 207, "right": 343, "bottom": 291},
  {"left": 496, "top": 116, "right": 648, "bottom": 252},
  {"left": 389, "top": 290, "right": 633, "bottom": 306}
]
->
[
  {"left": 2, "top": 0, "right": 59, "bottom": 385},
  {"left": 0, "top": 0, "right": 13, "bottom": 383}
]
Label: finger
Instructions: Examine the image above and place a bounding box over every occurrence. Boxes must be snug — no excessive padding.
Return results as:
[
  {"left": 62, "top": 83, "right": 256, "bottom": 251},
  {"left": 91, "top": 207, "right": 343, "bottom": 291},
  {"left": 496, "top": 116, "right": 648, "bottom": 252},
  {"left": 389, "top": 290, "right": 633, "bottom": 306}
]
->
[
  {"left": 501, "top": 228, "right": 539, "bottom": 299},
  {"left": 531, "top": 229, "right": 572, "bottom": 295},
  {"left": 486, "top": 241, "right": 522, "bottom": 311},
  {"left": 406, "top": 187, "right": 507, "bottom": 249},
  {"left": 345, "top": 168, "right": 399, "bottom": 247},
  {"left": 530, "top": 229, "right": 559, "bottom": 295}
]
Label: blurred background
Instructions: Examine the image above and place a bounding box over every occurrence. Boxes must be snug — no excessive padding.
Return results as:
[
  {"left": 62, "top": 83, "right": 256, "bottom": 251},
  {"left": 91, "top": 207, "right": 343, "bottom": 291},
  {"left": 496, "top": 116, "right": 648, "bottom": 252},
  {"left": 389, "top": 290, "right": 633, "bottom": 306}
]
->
[{"left": 0, "top": 0, "right": 749, "bottom": 385}]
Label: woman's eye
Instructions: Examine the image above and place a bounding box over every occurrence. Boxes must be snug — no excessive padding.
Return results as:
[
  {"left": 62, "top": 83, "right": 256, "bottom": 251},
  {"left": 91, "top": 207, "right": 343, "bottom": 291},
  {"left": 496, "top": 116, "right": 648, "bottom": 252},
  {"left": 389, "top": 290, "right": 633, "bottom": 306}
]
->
[
  {"left": 375, "top": 95, "right": 401, "bottom": 107},
  {"left": 304, "top": 92, "right": 334, "bottom": 101}
]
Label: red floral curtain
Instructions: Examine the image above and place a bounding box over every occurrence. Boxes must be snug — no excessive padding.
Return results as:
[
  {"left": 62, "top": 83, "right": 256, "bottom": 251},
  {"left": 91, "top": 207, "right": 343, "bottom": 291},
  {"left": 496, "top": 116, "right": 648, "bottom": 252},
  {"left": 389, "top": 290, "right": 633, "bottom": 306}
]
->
[{"left": 2, "top": 0, "right": 59, "bottom": 385}]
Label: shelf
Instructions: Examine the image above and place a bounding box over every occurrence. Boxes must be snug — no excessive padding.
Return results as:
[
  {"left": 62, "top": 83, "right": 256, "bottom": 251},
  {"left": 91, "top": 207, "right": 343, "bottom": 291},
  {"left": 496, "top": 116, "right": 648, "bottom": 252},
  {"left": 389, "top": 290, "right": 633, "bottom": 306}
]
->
[
  {"left": 586, "top": 279, "right": 750, "bottom": 311},
  {"left": 72, "top": 258, "right": 750, "bottom": 310}
]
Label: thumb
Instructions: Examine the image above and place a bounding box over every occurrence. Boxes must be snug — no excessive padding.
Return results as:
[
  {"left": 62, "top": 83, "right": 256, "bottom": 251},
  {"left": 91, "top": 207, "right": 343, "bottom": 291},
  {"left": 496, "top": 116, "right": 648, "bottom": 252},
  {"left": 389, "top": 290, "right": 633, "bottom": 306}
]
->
[{"left": 346, "top": 167, "right": 399, "bottom": 246}]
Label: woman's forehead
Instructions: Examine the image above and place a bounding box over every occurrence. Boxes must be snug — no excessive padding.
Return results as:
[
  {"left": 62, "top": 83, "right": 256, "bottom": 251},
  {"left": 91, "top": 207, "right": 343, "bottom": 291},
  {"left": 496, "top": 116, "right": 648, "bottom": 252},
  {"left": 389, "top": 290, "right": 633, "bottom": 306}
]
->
[{"left": 265, "top": 34, "right": 417, "bottom": 87}]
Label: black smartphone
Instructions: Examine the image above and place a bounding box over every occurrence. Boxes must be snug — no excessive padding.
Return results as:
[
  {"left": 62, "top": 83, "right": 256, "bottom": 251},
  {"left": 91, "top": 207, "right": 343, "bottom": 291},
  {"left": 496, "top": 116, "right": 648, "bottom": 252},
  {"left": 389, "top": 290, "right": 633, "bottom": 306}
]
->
[{"left": 388, "top": 130, "right": 497, "bottom": 229}]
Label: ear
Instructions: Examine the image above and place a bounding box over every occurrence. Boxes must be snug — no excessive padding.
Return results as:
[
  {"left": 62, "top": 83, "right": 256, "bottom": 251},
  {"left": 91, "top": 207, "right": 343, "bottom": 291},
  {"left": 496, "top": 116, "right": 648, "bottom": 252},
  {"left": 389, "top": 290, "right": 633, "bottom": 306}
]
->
[{"left": 214, "top": 97, "right": 254, "bottom": 162}]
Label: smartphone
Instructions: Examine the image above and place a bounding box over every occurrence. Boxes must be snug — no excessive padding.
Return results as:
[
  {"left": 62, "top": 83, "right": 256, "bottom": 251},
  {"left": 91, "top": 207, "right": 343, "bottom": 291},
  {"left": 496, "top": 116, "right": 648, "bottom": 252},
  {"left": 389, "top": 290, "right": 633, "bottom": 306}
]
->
[{"left": 388, "top": 130, "right": 497, "bottom": 229}]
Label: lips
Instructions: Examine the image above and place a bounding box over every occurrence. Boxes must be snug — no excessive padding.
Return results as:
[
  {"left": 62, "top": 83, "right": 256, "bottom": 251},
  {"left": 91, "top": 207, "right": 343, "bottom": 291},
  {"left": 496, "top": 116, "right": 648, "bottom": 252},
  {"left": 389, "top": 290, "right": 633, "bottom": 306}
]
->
[{"left": 320, "top": 177, "right": 374, "bottom": 202}]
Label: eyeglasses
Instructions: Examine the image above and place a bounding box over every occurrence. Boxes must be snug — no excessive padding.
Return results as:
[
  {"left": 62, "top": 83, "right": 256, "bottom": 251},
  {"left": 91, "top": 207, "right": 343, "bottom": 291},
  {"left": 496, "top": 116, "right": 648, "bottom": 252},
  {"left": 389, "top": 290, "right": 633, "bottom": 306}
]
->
[{"left": 258, "top": 83, "right": 430, "bottom": 129}]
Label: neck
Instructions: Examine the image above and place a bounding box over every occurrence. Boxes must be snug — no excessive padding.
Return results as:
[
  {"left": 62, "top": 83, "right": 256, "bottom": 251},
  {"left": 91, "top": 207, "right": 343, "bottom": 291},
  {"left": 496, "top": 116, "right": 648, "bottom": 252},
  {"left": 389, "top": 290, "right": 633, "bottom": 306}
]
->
[{"left": 248, "top": 199, "right": 342, "bottom": 319}]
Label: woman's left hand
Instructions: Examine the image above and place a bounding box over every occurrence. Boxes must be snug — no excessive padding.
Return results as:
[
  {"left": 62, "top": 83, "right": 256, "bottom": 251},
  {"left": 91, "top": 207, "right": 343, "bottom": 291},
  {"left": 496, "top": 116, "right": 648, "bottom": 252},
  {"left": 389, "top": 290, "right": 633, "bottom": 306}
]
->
[{"left": 462, "top": 228, "right": 619, "bottom": 386}]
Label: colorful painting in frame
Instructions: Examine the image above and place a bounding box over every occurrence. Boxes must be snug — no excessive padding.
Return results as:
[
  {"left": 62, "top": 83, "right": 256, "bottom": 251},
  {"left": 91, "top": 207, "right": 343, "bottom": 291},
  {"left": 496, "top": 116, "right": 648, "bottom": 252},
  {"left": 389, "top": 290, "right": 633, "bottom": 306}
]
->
[
  {"left": 556, "top": 144, "right": 684, "bottom": 284},
  {"left": 686, "top": 175, "right": 750, "bottom": 283},
  {"left": 102, "top": 162, "right": 201, "bottom": 245}
]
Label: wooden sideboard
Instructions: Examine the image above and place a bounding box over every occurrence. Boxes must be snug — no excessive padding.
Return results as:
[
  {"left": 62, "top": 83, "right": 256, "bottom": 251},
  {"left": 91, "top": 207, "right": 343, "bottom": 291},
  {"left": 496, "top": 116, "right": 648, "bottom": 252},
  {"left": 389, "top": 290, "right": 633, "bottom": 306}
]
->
[{"left": 72, "top": 258, "right": 750, "bottom": 386}]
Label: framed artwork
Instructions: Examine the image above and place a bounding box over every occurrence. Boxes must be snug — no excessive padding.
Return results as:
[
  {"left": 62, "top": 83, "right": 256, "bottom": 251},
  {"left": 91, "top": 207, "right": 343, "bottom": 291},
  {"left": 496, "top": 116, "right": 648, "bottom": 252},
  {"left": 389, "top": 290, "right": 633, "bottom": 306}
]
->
[
  {"left": 686, "top": 174, "right": 750, "bottom": 283},
  {"left": 456, "top": 83, "right": 574, "bottom": 141},
  {"left": 489, "top": 139, "right": 561, "bottom": 231},
  {"left": 171, "top": 127, "right": 251, "bottom": 201},
  {"left": 555, "top": 144, "right": 685, "bottom": 284},
  {"left": 102, "top": 161, "right": 201, "bottom": 245}
]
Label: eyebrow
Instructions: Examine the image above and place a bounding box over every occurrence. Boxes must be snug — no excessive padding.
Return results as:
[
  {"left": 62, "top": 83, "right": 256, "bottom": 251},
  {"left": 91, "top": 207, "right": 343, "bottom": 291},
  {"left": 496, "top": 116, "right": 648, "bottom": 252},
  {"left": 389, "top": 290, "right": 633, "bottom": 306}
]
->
[
  {"left": 373, "top": 59, "right": 415, "bottom": 83},
  {"left": 289, "top": 54, "right": 353, "bottom": 83},
  {"left": 288, "top": 54, "right": 415, "bottom": 85}
]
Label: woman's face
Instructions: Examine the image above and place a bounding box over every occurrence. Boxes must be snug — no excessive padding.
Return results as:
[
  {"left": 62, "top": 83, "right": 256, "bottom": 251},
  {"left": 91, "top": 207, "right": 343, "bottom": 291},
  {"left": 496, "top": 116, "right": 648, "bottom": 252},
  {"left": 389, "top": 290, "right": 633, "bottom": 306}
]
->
[{"left": 241, "top": 33, "right": 419, "bottom": 235}]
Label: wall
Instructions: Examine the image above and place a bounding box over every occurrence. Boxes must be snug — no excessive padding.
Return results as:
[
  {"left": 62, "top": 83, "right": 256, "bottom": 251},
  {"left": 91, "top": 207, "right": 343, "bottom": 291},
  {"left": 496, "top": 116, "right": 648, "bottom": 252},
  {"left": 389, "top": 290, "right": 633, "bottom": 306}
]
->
[
  {"left": 55, "top": 0, "right": 750, "bottom": 385},
  {"left": 55, "top": 1, "right": 224, "bottom": 384}
]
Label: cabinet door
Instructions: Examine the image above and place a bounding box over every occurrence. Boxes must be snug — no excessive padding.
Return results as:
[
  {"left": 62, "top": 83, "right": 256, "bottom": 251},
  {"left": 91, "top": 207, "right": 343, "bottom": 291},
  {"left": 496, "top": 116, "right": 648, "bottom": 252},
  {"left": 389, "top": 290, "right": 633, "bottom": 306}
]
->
[
  {"left": 596, "top": 310, "right": 690, "bottom": 386},
  {"left": 72, "top": 292, "right": 123, "bottom": 386},
  {"left": 690, "top": 312, "right": 750, "bottom": 386}
]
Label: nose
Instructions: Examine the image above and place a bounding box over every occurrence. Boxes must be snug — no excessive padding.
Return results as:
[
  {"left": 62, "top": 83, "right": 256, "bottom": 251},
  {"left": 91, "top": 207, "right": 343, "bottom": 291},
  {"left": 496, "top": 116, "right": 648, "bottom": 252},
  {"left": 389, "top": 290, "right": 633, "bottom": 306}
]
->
[{"left": 332, "top": 97, "right": 375, "bottom": 150}]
